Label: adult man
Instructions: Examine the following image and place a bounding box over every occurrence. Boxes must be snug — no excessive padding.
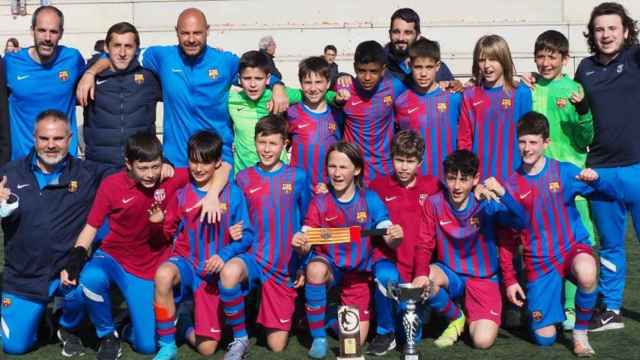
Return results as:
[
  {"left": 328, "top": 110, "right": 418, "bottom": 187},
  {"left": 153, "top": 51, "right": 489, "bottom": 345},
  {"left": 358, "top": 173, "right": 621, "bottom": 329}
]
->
[
  {"left": 0, "top": 57, "right": 10, "bottom": 165},
  {"left": 259, "top": 35, "right": 282, "bottom": 80},
  {"left": 5, "top": 5, "right": 85, "bottom": 160},
  {"left": 572, "top": 2, "right": 640, "bottom": 332},
  {"left": 0, "top": 110, "right": 112, "bottom": 356},
  {"left": 77, "top": 8, "right": 288, "bottom": 173},
  {"left": 83, "top": 22, "right": 162, "bottom": 167},
  {"left": 323, "top": 45, "right": 339, "bottom": 86}
]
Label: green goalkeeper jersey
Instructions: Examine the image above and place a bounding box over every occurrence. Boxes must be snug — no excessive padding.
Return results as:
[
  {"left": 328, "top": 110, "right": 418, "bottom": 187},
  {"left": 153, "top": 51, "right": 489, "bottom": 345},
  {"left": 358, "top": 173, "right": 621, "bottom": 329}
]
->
[
  {"left": 228, "top": 88, "right": 336, "bottom": 175},
  {"left": 532, "top": 74, "right": 593, "bottom": 167}
]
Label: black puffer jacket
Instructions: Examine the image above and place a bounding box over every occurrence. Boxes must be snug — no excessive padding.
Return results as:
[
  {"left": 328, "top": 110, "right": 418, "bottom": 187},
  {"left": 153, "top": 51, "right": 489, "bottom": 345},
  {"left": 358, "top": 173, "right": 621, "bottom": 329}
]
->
[{"left": 83, "top": 59, "right": 161, "bottom": 166}]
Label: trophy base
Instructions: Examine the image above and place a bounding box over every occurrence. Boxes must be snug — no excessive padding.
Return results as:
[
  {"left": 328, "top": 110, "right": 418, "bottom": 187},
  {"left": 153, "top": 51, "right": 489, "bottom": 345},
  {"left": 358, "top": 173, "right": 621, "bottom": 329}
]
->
[{"left": 402, "top": 353, "right": 422, "bottom": 360}]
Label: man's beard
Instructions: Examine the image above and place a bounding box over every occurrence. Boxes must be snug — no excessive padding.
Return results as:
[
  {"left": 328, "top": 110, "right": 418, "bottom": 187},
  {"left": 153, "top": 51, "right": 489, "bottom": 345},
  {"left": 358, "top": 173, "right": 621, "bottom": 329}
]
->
[
  {"left": 391, "top": 41, "right": 410, "bottom": 58},
  {"left": 36, "top": 151, "right": 65, "bottom": 167}
]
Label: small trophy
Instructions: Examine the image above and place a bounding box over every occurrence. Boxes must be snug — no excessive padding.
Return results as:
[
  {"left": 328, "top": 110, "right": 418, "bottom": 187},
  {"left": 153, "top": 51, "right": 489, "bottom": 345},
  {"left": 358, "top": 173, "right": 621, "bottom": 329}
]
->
[
  {"left": 337, "top": 305, "right": 365, "bottom": 360},
  {"left": 387, "top": 283, "right": 431, "bottom": 360}
]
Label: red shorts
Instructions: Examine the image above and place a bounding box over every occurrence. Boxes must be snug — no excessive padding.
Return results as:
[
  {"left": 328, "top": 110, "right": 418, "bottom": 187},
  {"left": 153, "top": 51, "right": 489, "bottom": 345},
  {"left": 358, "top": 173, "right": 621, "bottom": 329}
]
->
[
  {"left": 463, "top": 277, "right": 502, "bottom": 326},
  {"left": 193, "top": 281, "right": 224, "bottom": 340},
  {"left": 338, "top": 272, "right": 372, "bottom": 322},
  {"left": 256, "top": 278, "right": 298, "bottom": 331}
]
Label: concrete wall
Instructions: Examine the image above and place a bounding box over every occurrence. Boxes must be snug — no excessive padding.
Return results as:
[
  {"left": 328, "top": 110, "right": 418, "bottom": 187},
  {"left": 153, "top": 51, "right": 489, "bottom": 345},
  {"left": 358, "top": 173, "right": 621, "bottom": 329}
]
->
[{"left": 1, "top": 0, "right": 638, "bottom": 136}]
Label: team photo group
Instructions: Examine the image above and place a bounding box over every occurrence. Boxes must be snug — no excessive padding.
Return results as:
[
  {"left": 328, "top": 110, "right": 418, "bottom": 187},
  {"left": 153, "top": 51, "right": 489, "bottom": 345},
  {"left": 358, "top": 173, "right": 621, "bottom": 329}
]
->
[{"left": 0, "top": 1, "right": 639, "bottom": 359}]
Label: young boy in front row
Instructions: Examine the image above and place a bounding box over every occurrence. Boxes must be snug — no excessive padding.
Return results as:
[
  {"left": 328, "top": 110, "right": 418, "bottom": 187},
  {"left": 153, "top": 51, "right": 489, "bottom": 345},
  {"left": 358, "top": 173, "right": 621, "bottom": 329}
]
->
[
  {"left": 152, "top": 131, "right": 254, "bottom": 360},
  {"left": 367, "top": 129, "right": 441, "bottom": 355},
  {"left": 420, "top": 149, "right": 527, "bottom": 349},
  {"left": 531, "top": 30, "right": 595, "bottom": 331},
  {"left": 219, "top": 115, "right": 311, "bottom": 359},
  {"left": 501, "top": 112, "right": 618, "bottom": 357}
]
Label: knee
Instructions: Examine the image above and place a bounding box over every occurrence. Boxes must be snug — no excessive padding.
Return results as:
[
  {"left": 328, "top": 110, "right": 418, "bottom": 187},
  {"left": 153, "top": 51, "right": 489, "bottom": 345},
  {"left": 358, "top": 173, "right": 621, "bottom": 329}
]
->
[
  {"left": 79, "top": 264, "right": 109, "bottom": 292},
  {"left": 2, "top": 338, "right": 33, "bottom": 355},
  {"left": 154, "top": 264, "right": 177, "bottom": 293},
  {"left": 306, "top": 262, "right": 329, "bottom": 284},
  {"left": 219, "top": 260, "right": 243, "bottom": 288},
  {"left": 472, "top": 332, "right": 496, "bottom": 349},
  {"left": 268, "top": 340, "right": 287, "bottom": 353},
  {"left": 533, "top": 327, "right": 557, "bottom": 346},
  {"left": 197, "top": 341, "right": 218, "bottom": 356},
  {"left": 374, "top": 264, "right": 399, "bottom": 287}
]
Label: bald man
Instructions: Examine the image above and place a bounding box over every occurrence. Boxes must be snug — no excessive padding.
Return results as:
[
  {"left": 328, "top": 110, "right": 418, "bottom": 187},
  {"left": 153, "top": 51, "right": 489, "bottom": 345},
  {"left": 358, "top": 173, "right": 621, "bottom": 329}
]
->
[{"left": 77, "top": 8, "right": 289, "bottom": 178}]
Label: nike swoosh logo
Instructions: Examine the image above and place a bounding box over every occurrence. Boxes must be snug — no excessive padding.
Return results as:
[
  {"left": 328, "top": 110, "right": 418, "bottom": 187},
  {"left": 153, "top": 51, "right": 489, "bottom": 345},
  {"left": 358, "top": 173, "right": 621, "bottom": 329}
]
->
[
  {"left": 96, "top": 79, "right": 108, "bottom": 85},
  {"left": 585, "top": 71, "right": 595, "bottom": 76},
  {"left": 279, "top": 319, "right": 291, "bottom": 324},
  {"left": 601, "top": 316, "right": 615, "bottom": 325},
  {"left": 490, "top": 310, "right": 499, "bottom": 316},
  {"left": 185, "top": 206, "right": 199, "bottom": 213},
  {"left": 519, "top": 190, "right": 532, "bottom": 199},
  {"left": 17, "top": 75, "right": 29, "bottom": 80},
  {"left": 351, "top": 100, "right": 363, "bottom": 106},
  {"left": 209, "top": 328, "right": 222, "bottom": 333},
  {"left": 17, "top": 184, "right": 30, "bottom": 189},
  {"left": 385, "top": 196, "right": 397, "bottom": 202},
  {"left": 325, "top": 216, "right": 338, "bottom": 221},
  {"left": 439, "top": 220, "right": 452, "bottom": 226},
  {"left": 473, "top": 100, "right": 483, "bottom": 106},
  {"left": 249, "top": 187, "right": 262, "bottom": 194},
  {"left": 122, "top": 197, "right": 135, "bottom": 204},
  {"left": 171, "top": 68, "right": 183, "bottom": 73},
  {"left": 298, "top": 123, "right": 310, "bottom": 129},
  {"left": 408, "top": 107, "right": 419, "bottom": 114}
]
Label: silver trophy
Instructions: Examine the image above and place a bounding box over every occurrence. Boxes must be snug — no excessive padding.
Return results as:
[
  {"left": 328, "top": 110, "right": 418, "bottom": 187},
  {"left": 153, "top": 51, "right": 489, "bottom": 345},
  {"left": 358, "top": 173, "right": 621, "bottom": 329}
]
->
[{"left": 387, "top": 282, "right": 432, "bottom": 360}]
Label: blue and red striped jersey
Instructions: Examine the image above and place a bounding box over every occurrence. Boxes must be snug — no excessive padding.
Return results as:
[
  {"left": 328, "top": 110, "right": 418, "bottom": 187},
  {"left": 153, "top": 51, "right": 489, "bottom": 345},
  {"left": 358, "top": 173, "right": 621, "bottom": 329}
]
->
[
  {"left": 304, "top": 189, "right": 390, "bottom": 272},
  {"left": 338, "top": 74, "right": 407, "bottom": 184},
  {"left": 458, "top": 84, "right": 532, "bottom": 181},
  {"left": 235, "top": 164, "right": 311, "bottom": 284},
  {"left": 287, "top": 103, "right": 342, "bottom": 187},
  {"left": 420, "top": 190, "right": 526, "bottom": 278},
  {"left": 394, "top": 86, "right": 462, "bottom": 179},
  {"left": 165, "top": 182, "right": 253, "bottom": 274},
  {"left": 502, "top": 158, "right": 618, "bottom": 285}
]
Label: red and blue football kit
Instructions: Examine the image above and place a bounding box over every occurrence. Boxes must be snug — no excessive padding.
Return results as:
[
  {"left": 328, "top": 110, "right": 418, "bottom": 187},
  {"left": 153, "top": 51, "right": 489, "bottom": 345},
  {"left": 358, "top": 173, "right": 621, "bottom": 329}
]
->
[
  {"left": 394, "top": 87, "right": 462, "bottom": 179},
  {"left": 458, "top": 84, "right": 532, "bottom": 181},
  {"left": 221, "top": 164, "right": 311, "bottom": 336},
  {"left": 338, "top": 75, "right": 407, "bottom": 184},
  {"left": 287, "top": 102, "right": 342, "bottom": 187},
  {"left": 502, "top": 158, "right": 619, "bottom": 332}
]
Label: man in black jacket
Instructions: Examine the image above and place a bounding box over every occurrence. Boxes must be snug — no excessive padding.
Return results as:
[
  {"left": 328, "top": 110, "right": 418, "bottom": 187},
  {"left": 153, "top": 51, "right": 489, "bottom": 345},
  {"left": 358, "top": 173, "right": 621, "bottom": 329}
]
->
[
  {"left": 0, "top": 57, "right": 10, "bottom": 166},
  {"left": 83, "top": 22, "right": 161, "bottom": 167},
  {"left": 258, "top": 35, "right": 283, "bottom": 80}
]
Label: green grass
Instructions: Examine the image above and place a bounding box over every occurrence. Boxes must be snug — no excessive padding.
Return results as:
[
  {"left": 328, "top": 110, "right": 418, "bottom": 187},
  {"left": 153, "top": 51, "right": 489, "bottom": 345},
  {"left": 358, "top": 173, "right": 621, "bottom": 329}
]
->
[{"left": 2, "top": 228, "right": 640, "bottom": 359}]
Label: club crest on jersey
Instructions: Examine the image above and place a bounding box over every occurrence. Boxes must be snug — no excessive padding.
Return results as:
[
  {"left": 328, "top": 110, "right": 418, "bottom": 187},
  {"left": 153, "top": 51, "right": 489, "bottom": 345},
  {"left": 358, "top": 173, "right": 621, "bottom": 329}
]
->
[
  {"left": 154, "top": 188, "right": 166, "bottom": 202},
  {"left": 58, "top": 70, "right": 69, "bottom": 81},
  {"left": 68, "top": 180, "right": 78, "bottom": 193},
  {"left": 548, "top": 181, "right": 561, "bottom": 193},
  {"left": 532, "top": 310, "right": 543, "bottom": 321},
  {"left": 556, "top": 98, "right": 567, "bottom": 108},
  {"left": 2, "top": 297, "right": 11, "bottom": 308},
  {"left": 617, "top": 64, "right": 624, "bottom": 73},
  {"left": 501, "top": 98, "right": 512, "bottom": 109},
  {"left": 282, "top": 183, "right": 293, "bottom": 194},
  {"left": 356, "top": 211, "right": 368, "bottom": 223},
  {"left": 328, "top": 122, "right": 337, "bottom": 133},
  {"left": 134, "top": 73, "right": 145, "bottom": 85},
  {"left": 209, "top": 68, "right": 219, "bottom": 80},
  {"left": 419, "top": 193, "right": 428, "bottom": 205},
  {"left": 219, "top": 202, "right": 228, "bottom": 214},
  {"left": 437, "top": 102, "right": 448, "bottom": 112},
  {"left": 383, "top": 95, "right": 393, "bottom": 106},
  {"left": 469, "top": 217, "right": 480, "bottom": 226}
]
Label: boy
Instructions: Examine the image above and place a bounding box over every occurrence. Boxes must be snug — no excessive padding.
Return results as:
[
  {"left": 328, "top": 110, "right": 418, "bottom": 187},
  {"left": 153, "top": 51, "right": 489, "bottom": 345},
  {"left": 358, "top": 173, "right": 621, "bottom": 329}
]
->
[
  {"left": 152, "top": 131, "right": 254, "bottom": 359},
  {"left": 368, "top": 129, "right": 441, "bottom": 355},
  {"left": 219, "top": 114, "right": 311, "bottom": 359},
  {"left": 60, "top": 134, "right": 192, "bottom": 359},
  {"left": 394, "top": 38, "right": 462, "bottom": 179},
  {"left": 501, "top": 112, "right": 616, "bottom": 356},
  {"left": 229, "top": 51, "right": 338, "bottom": 174},
  {"left": 288, "top": 56, "right": 343, "bottom": 193},
  {"left": 420, "top": 149, "right": 527, "bottom": 349},
  {"left": 531, "top": 30, "right": 595, "bottom": 330},
  {"left": 337, "top": 40, "right": 407, "bottom": 184}
]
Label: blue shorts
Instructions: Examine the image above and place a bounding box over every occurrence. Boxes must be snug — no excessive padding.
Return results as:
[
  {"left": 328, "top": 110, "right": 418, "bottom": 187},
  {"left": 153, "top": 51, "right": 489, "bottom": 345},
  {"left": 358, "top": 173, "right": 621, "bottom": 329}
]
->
[{"left": 527, "top": 270, "right": 566, "bottom": 331}]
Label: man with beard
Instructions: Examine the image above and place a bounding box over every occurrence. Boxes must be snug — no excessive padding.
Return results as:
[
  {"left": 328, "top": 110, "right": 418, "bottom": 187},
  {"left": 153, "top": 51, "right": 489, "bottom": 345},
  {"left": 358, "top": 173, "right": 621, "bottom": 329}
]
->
[
  {"left": 4, "top": 5, "right": 85, "bottom": 160},
  {"left": 0, "top": 110, "right": 112, "bottom": 356}
]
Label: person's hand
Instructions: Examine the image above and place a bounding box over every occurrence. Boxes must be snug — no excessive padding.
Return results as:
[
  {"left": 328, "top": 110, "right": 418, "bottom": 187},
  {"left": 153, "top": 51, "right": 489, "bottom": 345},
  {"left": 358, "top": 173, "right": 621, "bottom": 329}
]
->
[
  {"left": 268, "top": 84, "right": 290, "bottom": 113},
  {"left": 411, "top": 275, "right": 432, "bottom": 297},
  {"left": 506, "top": 282, "right": 526, "bottom": 307},
  {"left": 384, "top": 224, "right": 403, "bottom": 248},
  {"left": 229, "top": 221, "right": 243, "bottom": 241},
  {"left": 197, "top": 192, "right": 222, "bottom": 224},
  {"left": 439, "top": 80, "right": 464, "bottom": 93},
  {"left": 0, "top": 176, "right": 11, "bottom": 202},
  {"left": 519, "top": 72, "right": 537, "bottom": 89},
  {"left": 61, "top": 246, "right": 89, "bottom": 286},
  {"left": 60, "top": 269, "right": 76, "bottom": 287},
  {"left": 483, "top": 177, "right": 506, "bottom": 197},
  {"left": 314, "top": 182, "right": 329, "bottom": 194},
  {"left": 474, "top": 184, "right": 499, "bottom": 202},
  {"left": 204, "top": 255, "right": 225, "bottom": 273},
  {"left": 291, "top": 231, "right": 311, "bottom": 254},
  {"left": 76, "top": 72, "right": 96, "bottom": 106},
  {"left": 293, "top": 271, "right": 305, "bottom": 289},
  {"left": 335, "top": 88, "right": 351, "bottom": 103},
  {"left": 576, "top": 168, "right": 599, "bottom": 182},
  {"left": 570, "top": 87, "right": 585, "bottom": 104},
  {"left": 337, "top": 74, "right": 353, "bottom": 88},
  {"left": 160, "top": 163, "right": 175, "bottom": 181},
  {"left": 148, "top": 201, "right": 164, "bottom": 223}
]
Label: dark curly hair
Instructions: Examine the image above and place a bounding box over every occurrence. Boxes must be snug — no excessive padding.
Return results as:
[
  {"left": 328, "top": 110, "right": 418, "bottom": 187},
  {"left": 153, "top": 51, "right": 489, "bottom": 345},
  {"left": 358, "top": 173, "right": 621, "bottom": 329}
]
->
[{"left": 584, "top": 2, "right": 639, "bottom": 54}]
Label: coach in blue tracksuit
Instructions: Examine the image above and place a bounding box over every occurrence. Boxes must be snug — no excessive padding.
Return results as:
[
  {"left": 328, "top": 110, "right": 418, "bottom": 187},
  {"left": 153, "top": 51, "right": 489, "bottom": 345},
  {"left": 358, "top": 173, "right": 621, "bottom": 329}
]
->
[
  {"left": 575, "top": 3, "right": 640, "bottom": 332},
  {"left": 83, "top": 22, "right": 162, "bottom": 167},
  {"left": 0, "top": 110, "right": 112, "bottom": 355}
]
